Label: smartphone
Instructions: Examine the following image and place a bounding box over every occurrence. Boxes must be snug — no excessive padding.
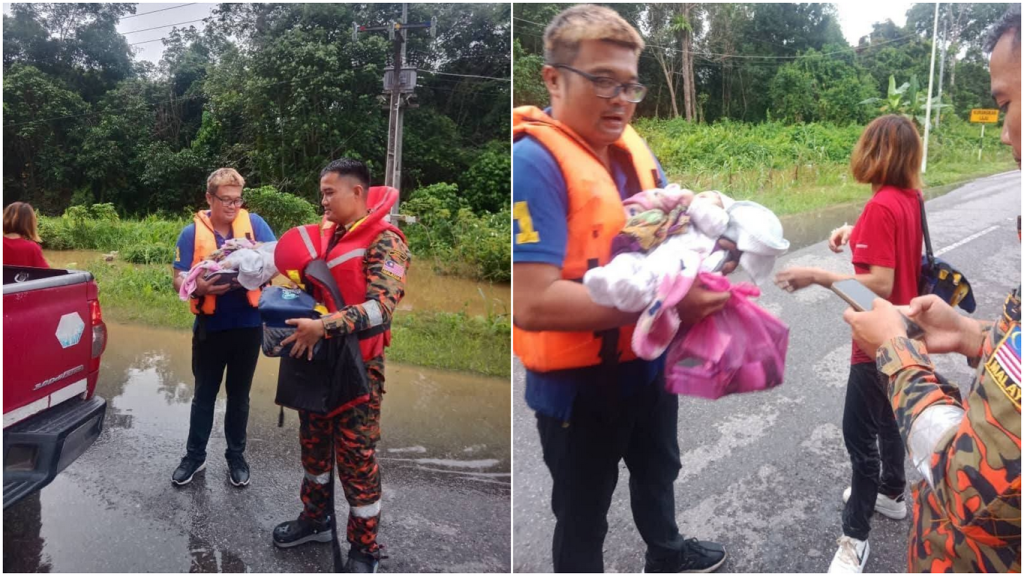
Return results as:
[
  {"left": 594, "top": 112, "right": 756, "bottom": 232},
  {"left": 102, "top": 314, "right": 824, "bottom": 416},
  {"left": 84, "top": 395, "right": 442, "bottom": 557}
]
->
[{"left": 831, "top": 278, "right": 924, "bottom": 340}]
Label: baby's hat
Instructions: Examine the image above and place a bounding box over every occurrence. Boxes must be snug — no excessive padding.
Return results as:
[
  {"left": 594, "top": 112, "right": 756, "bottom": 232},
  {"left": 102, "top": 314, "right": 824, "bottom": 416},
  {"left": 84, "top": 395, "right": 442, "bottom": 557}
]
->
[{"left": 723, "top": 201, "right": 790, "bottom": 256}]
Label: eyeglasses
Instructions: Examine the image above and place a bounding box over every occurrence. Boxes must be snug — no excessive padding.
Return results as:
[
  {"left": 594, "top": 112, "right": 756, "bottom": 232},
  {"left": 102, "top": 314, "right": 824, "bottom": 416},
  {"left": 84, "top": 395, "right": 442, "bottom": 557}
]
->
[
  {"left": 552, "top": 64, "right": 648, "bottom": 103},
  {"left": 211, "top": 194, "right": 244, "bottom": 208}
]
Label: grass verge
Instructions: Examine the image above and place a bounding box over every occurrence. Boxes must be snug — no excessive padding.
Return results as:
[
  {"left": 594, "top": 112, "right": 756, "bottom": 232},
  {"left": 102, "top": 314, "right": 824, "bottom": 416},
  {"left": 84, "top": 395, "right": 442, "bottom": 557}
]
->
[
  {"left": 63, "top": 253, "right": 510, "bottom": 378},
  {"left": 637, "top": 116, "right": 1016, "bottom": 216}
]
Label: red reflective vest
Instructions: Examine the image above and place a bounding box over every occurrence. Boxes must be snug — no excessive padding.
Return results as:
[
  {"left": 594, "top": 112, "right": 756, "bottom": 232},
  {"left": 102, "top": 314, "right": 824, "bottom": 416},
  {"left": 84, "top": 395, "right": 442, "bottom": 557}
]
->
[
  {"left": 512, "top": 106, "right": 660, "bottom": 372},
  {"left": 298, "top": 187, "right": 406, "bottom": 361}
]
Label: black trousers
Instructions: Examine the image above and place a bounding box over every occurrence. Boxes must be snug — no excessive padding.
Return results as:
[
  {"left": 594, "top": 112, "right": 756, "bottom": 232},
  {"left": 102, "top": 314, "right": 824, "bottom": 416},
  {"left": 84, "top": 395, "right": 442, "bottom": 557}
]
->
[
  {"left": 841, "top": 362, "right": 906, "bottom": 540},
  {"left": 536, "top": 374, "right": 685, "bottom": 573},
  {"left": 185, "top": 326, "right": 261, "bottom": 461}
]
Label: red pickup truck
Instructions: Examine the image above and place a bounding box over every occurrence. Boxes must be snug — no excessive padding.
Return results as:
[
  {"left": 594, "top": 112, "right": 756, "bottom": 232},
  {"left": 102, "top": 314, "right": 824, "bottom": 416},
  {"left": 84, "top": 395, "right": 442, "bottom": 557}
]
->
[{"left": 3, "top": 265, "right": 108, "bottom": 509}]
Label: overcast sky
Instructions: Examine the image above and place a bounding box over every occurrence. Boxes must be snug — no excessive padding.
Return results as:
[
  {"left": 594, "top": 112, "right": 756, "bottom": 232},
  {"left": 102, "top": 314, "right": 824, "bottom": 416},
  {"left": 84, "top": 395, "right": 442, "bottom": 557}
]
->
[{"left": 4, "top": 2, "right": 928, "bottom": 65}]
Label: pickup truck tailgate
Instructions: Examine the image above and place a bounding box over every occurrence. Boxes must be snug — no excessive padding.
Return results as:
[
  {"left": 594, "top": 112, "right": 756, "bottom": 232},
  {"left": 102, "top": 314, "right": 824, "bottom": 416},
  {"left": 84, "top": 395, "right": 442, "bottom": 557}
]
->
[{"left": 3, "top": 272, "right": 95, "bottom": 427}]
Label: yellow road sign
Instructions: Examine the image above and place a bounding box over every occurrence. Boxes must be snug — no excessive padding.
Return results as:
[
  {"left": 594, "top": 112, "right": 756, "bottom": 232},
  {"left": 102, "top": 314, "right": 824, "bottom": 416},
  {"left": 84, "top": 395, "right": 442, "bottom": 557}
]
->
[{"left": 970, "top": 109, "right": 1000, "bottom": 123}]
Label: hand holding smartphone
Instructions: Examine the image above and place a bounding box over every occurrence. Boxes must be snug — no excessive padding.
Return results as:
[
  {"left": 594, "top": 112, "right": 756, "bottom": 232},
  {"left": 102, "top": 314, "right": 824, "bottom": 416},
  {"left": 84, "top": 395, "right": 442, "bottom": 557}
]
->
[{"left": 831, "top": 278, "right": 924, "bottom": 340}]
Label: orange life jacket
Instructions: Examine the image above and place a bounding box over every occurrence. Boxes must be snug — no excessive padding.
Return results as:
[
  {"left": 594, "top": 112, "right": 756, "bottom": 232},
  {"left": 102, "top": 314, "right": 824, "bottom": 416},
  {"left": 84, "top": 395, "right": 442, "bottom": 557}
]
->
[
  {"left": 296, "top": 187, "right": 407, "bottom": 361},
  {"left": 512, "top": 106, "right": 659, "bottom": 372},
  {"left": 190, "top": 209, "right": 262, "bottom": 315}
]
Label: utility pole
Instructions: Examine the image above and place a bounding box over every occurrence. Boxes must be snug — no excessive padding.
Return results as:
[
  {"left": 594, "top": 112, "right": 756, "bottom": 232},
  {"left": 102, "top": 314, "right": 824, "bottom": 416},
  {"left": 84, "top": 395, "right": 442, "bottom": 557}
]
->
[
  {"left": 922, "top": 2, "right": 939, "bottom": 173},
  {"left": 936, "top": 7, "right": 948, "bottom": 129},
  {"left": 353, "top": 4, "right": 436, "bottom": 219}
]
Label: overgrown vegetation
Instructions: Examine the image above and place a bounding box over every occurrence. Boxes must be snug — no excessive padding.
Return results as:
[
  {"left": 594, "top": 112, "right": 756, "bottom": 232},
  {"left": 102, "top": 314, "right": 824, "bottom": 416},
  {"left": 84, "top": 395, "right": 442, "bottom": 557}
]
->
[
  {"left": 39, "top": 184, "right": 512, "bottom": 280},
  {"left": 400, "top": 183, "right": 511, "bottom": 282},
  {"left": 4, "top": 3, "right": 509, "bottom": 219},
  {"left": 514, "top": 3, "right": 1009, "bottom": 125},
  {"left": 47, "top": 251, "right": 509, "bottom": 377},
  {"left": 638, "top": 114, "right": 1014, "bottom": 215}
]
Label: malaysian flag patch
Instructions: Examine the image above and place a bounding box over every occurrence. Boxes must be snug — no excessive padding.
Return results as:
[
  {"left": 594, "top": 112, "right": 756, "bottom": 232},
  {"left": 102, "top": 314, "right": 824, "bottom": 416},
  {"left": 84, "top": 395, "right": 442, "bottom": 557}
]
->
[
  {"left": 382, "top": 258, "right": 406, "bottom": 281},
  {"left": 986, "top": 325, "right": 1021, "bottom": 409}
]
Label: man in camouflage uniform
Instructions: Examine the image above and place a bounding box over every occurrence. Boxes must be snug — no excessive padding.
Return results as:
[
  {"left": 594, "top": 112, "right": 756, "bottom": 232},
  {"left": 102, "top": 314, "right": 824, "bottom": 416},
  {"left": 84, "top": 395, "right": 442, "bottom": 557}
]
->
[
  {"left": 272, "top": 159, "right": 410, "bottom": 573},
  {"left": 844, "top": 7, "right": 1020, "bottom": 572}
]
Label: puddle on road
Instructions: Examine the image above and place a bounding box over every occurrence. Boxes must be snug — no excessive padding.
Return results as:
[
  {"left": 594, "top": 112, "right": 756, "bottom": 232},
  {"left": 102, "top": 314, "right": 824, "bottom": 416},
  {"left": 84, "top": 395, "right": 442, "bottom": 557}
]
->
[
  {"left": 44, "top": 249, "right": 510, "bottom": 317},
  {"left": 4, "top": 321, "right": 510, "bottom": 572},
  {"left": 96, "top": 322, "right": 511, "bottom": 472},
  {"left": 778, "top": 184, "right": 965, "bottom": 252}
]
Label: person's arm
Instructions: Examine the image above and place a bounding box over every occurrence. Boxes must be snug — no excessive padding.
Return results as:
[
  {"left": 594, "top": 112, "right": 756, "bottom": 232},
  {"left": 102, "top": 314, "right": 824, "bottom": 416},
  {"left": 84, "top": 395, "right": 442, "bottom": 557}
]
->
[
  {"left": 847, "top": 299, "right": 1018, "bottom": 543},
  {"left": 775, "top": 264, "right": 894, "bottom": 297},
  {"left": 876, "top": 336, "right": 1018, "bottom": 542},
  {"left": 321, "top": 231, "right": 409, "bottom": 337},
  {"left": 513, "top": 262, "right": 640, "bottom": 332},
  {"left": 776, "top": 202, "right": 896, "bottom": 297},
  {"left": 172, "top": 227, "right": 191, "bottom": 293}
]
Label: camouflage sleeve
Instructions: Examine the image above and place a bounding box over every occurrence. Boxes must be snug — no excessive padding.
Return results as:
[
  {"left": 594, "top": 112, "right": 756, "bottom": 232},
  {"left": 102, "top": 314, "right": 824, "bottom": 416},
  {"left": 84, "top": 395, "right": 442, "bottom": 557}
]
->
[
  {"left": 877, "top": 337, "right": 965, "bottom": 488},
  {"left": 321, "top": 231, "right": 410, "bottom": 336},
  {"left": 879, "top": 334, "right": 1021, "bottom": 542}
]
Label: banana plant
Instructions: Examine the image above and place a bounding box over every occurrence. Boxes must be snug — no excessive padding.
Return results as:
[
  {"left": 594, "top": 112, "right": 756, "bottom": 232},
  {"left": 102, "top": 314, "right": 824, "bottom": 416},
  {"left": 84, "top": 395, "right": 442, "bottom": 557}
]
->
[{"left": 860, "top": 74, "right": 949, "bottom": 129}]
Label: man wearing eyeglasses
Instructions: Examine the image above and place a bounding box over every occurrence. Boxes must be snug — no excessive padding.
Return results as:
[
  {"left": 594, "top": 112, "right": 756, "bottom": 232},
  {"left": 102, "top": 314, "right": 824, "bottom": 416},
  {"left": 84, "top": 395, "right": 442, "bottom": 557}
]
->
[
  {"left": 512, "top": 5, "right": 731, "bottom": 573},
  {"left": 170, "top": 167, "right": 276, "bottom": 488}
]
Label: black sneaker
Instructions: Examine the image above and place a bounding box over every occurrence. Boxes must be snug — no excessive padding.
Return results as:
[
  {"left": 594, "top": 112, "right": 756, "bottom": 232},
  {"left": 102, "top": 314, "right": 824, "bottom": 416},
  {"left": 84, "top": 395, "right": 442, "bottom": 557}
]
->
[
  {"left": 227, "top": 455, "right": 250, "bottom": 487},
  {"left": 644, "top": 539, "right": 727, "bottom": 573},
  {"left": 171, "top": 457, "right": 206, "bottom": 486},
  {"left": 272, "top": 515, "right": 333, "bottom": 548},
  {"left": 344, "top": 548, "right": 381, "bottom": 573}
]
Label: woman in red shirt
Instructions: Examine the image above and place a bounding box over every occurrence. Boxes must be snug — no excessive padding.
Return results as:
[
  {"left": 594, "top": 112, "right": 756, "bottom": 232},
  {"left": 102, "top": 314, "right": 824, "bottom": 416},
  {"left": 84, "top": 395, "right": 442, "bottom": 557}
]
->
[
  {"left": 3, "top": 202, "right": 49, "bottom": 268},
  {"left": 774, "top": 115, "right": 924, "bottom": 574}
]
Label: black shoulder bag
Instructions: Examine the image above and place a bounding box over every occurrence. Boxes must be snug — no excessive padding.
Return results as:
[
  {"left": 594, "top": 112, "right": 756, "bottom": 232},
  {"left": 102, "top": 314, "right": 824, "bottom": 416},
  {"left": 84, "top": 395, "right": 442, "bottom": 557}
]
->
[{"left": 918, "top": 194, "right": 977, "bottom": 313}]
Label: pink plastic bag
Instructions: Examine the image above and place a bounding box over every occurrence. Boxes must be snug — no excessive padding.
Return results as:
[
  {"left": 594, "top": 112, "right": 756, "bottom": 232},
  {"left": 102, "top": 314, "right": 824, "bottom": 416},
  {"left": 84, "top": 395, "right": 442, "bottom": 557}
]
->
[{"left": 665, "top": 272, "right": 789, "bottom": 399}]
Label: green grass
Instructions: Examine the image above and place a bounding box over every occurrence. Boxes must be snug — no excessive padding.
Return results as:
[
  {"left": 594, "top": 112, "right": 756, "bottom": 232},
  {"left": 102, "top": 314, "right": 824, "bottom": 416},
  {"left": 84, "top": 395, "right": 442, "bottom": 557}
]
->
[
  {"left": 389, "top": 311, "right": 510, "bottom": 377},
  {"left": 636, "top": 116, "right": 1016, "bottom": 216},
  {"left": 66, "top": 254, "right": 509, "bottom": 377}
]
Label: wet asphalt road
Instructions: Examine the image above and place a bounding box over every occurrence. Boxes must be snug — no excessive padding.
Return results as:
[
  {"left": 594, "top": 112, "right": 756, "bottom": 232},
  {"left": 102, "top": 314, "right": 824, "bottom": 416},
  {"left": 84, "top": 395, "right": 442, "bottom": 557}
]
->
[
  {"left": 4, "top": 324, "right": 511, "bottom": 573},
  {"left": 512, "top": 171, "right": 1022, "bottom": 573}
]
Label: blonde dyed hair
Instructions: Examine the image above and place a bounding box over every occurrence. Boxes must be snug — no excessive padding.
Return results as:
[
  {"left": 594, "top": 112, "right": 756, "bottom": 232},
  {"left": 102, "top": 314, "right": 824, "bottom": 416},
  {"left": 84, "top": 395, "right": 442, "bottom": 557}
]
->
[
  {"left": 206, "top": 167, "right": 246, "bottom": 197},
  {"left": 543, "top": 4, "right": 644, "bottom": 65},
  {"left": 3, "top": 201, "right": 41, "bottom": 242},
  {"left": 850, "top": 115, "right": 924, "bottom": 191}
]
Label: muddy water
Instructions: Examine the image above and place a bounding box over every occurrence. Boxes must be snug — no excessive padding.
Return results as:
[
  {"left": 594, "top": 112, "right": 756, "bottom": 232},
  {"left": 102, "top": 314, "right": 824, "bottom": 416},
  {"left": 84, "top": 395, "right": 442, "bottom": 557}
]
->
[
  {"left": 3, "top": 321, "right": 510, "bottom": 573},
  {"left": 778, "top": 182, "right": 970, "bottom": 251},
  {"left": 43, "top": 249, "right": 510, "bottom": 316},
  {"left": 97, "top": 322, "right": 511, "bottom": 475}
]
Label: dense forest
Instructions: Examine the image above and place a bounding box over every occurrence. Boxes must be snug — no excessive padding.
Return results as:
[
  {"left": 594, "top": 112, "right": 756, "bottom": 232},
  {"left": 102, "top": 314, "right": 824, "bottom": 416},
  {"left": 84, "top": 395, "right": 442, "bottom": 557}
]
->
[
  {"left": 3, "top": 3, "right": 511, "bottom": 216},
  {"left": 513, "top": 3, "right": 1008, "bottom": 125}
]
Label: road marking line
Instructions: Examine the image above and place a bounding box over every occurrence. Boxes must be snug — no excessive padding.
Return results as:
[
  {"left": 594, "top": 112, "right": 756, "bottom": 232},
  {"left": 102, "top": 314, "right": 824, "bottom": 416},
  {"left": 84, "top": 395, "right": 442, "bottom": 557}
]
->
[{"left": 935, "top": 225, "right": 1001, "bottom": 257}]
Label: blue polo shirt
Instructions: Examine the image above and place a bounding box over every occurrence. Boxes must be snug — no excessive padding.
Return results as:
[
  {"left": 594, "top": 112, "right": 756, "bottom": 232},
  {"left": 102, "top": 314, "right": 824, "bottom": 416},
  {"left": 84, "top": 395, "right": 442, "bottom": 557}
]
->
[
  {"left": 513, "top": 131, "right": 668, "bottom": 422},
  {"left": 174, "top": 212, "right": 276, "bottom": 333}
]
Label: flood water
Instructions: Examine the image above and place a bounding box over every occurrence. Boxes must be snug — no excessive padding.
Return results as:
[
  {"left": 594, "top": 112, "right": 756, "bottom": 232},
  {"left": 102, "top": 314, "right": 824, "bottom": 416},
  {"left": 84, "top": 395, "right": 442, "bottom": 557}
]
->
[
  {"left": 3, "top": 321, "right": 511, "bottom": 572},
  {"left": 100, "top": 322, "right": 511, "bottom": 472},
  {"left": 777, "top": 181, "right": 972, "bottom": 251},
  {"left": 43, "top": 250, "right": 510, "bottom": 317}
]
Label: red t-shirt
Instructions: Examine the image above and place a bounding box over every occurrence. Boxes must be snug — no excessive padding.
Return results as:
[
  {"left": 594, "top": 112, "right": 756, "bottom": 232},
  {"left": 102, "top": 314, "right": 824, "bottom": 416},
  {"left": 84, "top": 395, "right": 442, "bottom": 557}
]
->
[
  {"left": 3, "top": 236, "right": 49, "bottom": 268},
  {"left": 848, "top": 186, "right": 922, "bottom": 364}
]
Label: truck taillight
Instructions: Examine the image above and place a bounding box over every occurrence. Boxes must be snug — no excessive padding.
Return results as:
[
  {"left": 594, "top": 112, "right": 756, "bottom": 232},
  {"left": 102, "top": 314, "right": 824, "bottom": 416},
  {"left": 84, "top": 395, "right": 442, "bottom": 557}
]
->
[{"left": 90, "top": 299, "right": 106, "bottom": 360}]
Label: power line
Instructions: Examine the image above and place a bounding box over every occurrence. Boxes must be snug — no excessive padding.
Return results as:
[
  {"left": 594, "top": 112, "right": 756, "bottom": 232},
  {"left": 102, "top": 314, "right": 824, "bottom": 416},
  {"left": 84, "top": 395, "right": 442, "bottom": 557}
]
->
[
  {"left": 122, "top": 18, "right": 208, "bottom": 35},
  {"left": 122, "top": 4, "right": 197, "bottom": 20},
  {"left": 416, "top": 69, "right": 510, "bottom": 82},
  {"left": 130, "top": 36, "right": 171, "bottom": 46}
]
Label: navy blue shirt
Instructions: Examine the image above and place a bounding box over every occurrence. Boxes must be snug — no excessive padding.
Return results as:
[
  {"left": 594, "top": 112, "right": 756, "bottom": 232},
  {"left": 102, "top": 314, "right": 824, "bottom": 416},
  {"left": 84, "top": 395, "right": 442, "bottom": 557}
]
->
[
  {"left": 174, "top": 212, "right": 276, "bottom": 333},
  {"left": 513, "top": 131, "right": 668, "bottom": 422}
]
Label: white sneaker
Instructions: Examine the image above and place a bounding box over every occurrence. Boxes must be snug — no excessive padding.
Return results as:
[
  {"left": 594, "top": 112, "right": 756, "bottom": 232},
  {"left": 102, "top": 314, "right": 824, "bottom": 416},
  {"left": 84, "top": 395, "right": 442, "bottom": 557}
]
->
[
  {"left": 842, "top": 486, "right": 908, "bottom": 520},
  {"left": 828, "top": 536, "right": 870, "bottom": 573}
]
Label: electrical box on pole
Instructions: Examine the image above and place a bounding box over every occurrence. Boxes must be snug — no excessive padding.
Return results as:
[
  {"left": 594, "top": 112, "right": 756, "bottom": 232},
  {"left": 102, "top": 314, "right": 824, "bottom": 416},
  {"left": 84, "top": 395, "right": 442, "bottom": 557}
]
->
[{"left": 352, "top": 4, "right": 436, "bottom": 221}]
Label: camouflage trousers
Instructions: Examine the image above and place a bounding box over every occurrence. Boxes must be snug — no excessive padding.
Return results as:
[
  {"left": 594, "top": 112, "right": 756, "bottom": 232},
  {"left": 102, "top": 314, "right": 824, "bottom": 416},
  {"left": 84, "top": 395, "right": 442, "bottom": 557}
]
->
[{"left": 298, "top": 367, "right": 383, "bottom": 555}]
